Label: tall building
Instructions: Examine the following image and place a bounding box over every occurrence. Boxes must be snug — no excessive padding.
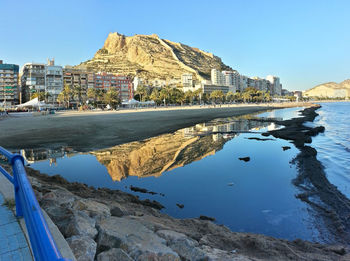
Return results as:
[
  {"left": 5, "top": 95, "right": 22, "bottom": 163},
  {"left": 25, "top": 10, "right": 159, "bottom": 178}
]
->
[
  {"left": 63, "top": 67, "right": 90, "bottom": 102},
  {"left": 0, "top": 60, "right": 19, "bottom": 106},
  {"left": 94, "top": 72, "right": 133, "bottom": 101},
  {"left": 45, "top": 59, "right": 63, "bottom": 103},
  {"left": 211, "top": 69, "right": 225, "bottom": 85},
  {"left": 21, "top": 63, "right": 46, "bottom": 102},
  {"left": 266, "top": 75, "right": 281, "bottom": 96},
  {"left": 222, "top": 71, "right": 239, "bottom": 92}
]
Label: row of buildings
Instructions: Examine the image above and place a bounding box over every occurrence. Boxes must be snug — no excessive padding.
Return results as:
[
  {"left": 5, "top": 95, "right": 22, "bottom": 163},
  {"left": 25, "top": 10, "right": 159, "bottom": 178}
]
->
[
  {"left": 0, "top": 59, "right": 134, "bottom": 106},
  {"left": 181, "top": 69, "right": 282, "bottom": 96}
]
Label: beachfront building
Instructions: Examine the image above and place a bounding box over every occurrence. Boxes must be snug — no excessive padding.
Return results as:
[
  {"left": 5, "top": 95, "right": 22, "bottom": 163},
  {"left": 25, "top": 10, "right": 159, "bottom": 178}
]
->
[
  {"left": 0, "top": 60, "right": 19, "bottom": 107},
  {"left": 45, "top": 59, "right": 63, "bottom": 103},
  {"left": 210, "top": 68, "right": 283, "bottom": 95},
  {"left": 222, "top": 70, "right": 239, "bottom": 93},
  {"left": 266, "top": 75, "right": 281, "bottom": 96},
  {"left": 94, "top": 72, "right": 133, "bottom": 101},
  {"left": 21, "top": 63, "right": 46, "bottom": 102},
  {"left": 211, "top": 69, "right": 226, "bottom": 85},
  {"left": 194, "top": 83, "right": 229, "bottom": 95},
  {"left": 63, "top": 67, "right": 95, "bottom": 103}
]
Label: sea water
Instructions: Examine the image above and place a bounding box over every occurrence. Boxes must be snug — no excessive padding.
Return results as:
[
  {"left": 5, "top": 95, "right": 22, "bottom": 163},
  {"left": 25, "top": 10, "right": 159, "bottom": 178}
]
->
[
  {"left": 310, "top": 102, "right": 350, "bottom": 198},
  {"left": 27, "top": 107, "right": 329, "bottom": 242}
]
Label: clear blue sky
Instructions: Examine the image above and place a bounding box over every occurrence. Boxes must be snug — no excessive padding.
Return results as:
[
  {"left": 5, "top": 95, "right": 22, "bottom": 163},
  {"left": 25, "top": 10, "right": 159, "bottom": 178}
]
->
[{"left": 1, "top": 0, "right": 350, "bottom": 91}]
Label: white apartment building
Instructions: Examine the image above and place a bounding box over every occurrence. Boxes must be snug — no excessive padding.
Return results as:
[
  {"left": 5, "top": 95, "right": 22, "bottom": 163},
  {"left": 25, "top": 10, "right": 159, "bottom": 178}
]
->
[
  {"left": 21, "top": 63, "right": 46, "bottom": 102},
  {"left": 211, "top": 69, "right": 226, "bottom": 85},
  {"left": 21, "top": 60, "right": 64, "bottom": 103},
  {"left": 222, "top": 70, "right": 239, "bottom": 93},
  {"left": 45, "top": 59, "right": 63, "bottom": 103}
]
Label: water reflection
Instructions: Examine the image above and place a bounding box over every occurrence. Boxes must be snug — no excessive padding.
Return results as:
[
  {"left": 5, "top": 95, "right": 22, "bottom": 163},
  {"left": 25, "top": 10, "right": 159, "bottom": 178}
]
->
[
  {"left": 21, "top": 147, "right": 77, "bottom": 165},
  {"left": 98, "top": 119, "right": 280, "bottom": 181},
  {"left": 21, "top": 117, "right": 280, "bottom": 182},
  {"left": 26, "top": 108, "right": 323, "bottom": 242}
]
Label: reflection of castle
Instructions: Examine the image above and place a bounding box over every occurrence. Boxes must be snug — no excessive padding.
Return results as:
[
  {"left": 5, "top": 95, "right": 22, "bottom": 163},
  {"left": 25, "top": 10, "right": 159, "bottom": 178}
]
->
[
  {"left": 20, "top": 148, "right": 75, "bottom": 165},
  {"left": 93, "top": 116, "right": 279, "bottom": 182}
]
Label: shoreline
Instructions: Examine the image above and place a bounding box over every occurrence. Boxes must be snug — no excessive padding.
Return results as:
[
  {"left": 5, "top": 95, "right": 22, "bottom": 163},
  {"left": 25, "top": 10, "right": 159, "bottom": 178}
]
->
[
  {"left": 0, "top": 102, "right": 311, "bottom": 152},
  {"left": 6, "top": 104, "right": 349, "bottom": 260}
]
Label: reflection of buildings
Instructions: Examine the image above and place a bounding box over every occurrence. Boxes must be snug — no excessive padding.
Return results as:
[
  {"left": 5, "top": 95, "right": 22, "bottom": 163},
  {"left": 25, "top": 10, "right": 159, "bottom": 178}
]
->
[
  {"left": 93, "top": 116, "right": 277, "bottom": 182},
  {"left": 20, "top": 147, "right": 75, "bottom": 165}
]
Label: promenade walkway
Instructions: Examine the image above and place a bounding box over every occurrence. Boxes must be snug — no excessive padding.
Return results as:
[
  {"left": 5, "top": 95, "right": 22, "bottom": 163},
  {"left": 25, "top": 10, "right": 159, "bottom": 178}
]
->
[{"left": 0, "top": 193, "right": 32, "bottom": 261}]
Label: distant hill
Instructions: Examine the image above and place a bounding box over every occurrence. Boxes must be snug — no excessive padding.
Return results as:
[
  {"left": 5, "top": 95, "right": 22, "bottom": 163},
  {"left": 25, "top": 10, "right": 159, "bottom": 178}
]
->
[
  {"left": 76, "top": 32, "right": 231, "bottom": 81},
  {"left": 304, "top": 80, "right": 350, "bottom": 98}
]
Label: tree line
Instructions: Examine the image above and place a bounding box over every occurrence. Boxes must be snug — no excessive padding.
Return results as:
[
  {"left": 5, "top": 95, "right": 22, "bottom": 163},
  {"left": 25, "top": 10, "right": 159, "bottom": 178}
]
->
[{"left": 34, "top": 84, "right": 297, "bottom": 109}]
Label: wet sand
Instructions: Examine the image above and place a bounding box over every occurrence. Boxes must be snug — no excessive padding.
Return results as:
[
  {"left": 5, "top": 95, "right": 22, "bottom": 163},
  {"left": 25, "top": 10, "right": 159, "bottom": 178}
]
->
[{"left": 0, "top": 102, "right": 311, "bottom": 152}]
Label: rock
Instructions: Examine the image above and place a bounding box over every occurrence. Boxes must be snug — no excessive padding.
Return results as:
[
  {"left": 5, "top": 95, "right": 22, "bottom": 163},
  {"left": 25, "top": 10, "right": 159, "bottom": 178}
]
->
[
  {"left": 130, "top": 185, "right": 158, "bottom": 195},
  {"left": 67, "top": 235, "right": 97, "bottom": 261},
  {"left": 43, "top": 188, "right": 77, "bottom": 205},
  {"left": 139, "top": 198, "right": 165, "bottom": 210},
  {"left": 176, "top": 203, "right": 184, "bottom": 209},
  {"left": 247, "top": 137, "right": 274, "bottom": 141},
  {"left": 64, "top": 211, "right": 98, "bottom": 238},
  {"left": 97, "top": 248, "right": 134, "bottom": 261},
  {"left": 201, "top": 245, "right": 250, "bottom": 261},
  {"left": 156, "top": 230, "right": 207, "bottom": 260},
  {"left": 199, "top": 215, "right": 216, "bottom": 222},
  {"left": 96, "top": 216, "right": 179, "bottom": 260},
  {"left": 72, "top": 199, "right": 111, "bottom": 218},
  {"left": 156, "top": 230, "right": 190, "bottom": 243},
  {"left": 168, "top": 239, "right": 208, "bottom": 261},
  {"left": 110, "top": 205, "right": 125, "bottom": 217},
  {"left": 282, "top": 146, "right": 291, "bottom": 151},
  {"left": 238, "top": 157, "right": 250, "bottom": 162},
  {"left": 78, "top": 32, "right": 230, "bottom": 83}
]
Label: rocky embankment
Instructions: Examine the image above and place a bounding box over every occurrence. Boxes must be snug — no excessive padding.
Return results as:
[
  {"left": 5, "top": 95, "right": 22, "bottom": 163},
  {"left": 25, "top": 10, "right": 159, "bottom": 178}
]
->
[{"left": 26, "top": 168, "right": 348, "bottom": 261}]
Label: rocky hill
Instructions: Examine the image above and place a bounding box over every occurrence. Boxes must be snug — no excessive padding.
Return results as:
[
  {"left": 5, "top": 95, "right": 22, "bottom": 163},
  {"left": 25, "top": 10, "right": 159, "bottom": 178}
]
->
[
  {"left": 76, "top": 32, "right": 231, "bottom": 81},
  {"left": 304, "top": 79, "right": 350, "bottom": 98}
]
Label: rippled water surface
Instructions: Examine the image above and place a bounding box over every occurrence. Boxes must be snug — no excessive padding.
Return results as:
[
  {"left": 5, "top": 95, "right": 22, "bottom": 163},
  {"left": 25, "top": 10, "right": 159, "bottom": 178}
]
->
[
  {"left": 25, "top": 107, "right": 324, "bottom": 242},
  {"left": 312, "top": 102, "right": 350, "bottom": 197}
]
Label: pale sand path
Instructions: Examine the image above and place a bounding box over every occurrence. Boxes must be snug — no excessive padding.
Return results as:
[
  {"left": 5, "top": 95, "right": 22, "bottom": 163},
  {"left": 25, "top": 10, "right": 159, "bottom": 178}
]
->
[{"left": 0, "top": 102, "right": 310, "bottom": 152}]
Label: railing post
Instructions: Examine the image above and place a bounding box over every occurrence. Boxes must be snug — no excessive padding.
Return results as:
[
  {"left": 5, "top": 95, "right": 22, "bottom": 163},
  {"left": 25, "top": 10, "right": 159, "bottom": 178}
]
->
[
  {"left": 13, "top": 173, "right": 23, "bottom": 217},
  {"left": 11, "top": 154, "right": 24, "bottom": 217}
]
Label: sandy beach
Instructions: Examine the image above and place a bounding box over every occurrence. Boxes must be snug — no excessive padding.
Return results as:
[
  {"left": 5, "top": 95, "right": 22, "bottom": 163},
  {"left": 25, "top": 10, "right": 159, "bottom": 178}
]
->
[{"left": 0, "top": 102, "right": 311, "bottom": 152}]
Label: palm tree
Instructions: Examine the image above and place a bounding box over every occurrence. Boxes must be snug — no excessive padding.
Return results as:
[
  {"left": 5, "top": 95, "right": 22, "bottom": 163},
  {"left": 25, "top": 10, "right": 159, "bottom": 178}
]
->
[
  {"left": 73, "top": 85, "right": 83, "bottom": 104},
  {"left": 159, "top": 86, "right": 172, "bottom": 106},
  {"left": 57, "top": 84, "right": 72, "bottom": 108},
  {"left": 31, "top": 91, "right": 51, "bottom": 102},
  {"left": 226, "top": 91, "right": 235, "bottom": 102},
  {"left": 104, "top": 88, "right": 121, "bottom": 108},
  {"left": 210, "top": 90, "right": 224, "bottom": 104},
  {"left": 184, "top": 90, "right": 194, "bottom": 104},
  {"left": 150, "top": 89, "right": 161, "bottom": 105},
  {"left": 135, "top": 85, "right": 148, "bottom": 102}
]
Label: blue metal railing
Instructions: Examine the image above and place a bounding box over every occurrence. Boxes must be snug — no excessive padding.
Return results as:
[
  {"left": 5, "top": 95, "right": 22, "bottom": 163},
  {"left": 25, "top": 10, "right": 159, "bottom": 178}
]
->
[{"left": 0, "top": 146, "right": 70, "bottom": 261}]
